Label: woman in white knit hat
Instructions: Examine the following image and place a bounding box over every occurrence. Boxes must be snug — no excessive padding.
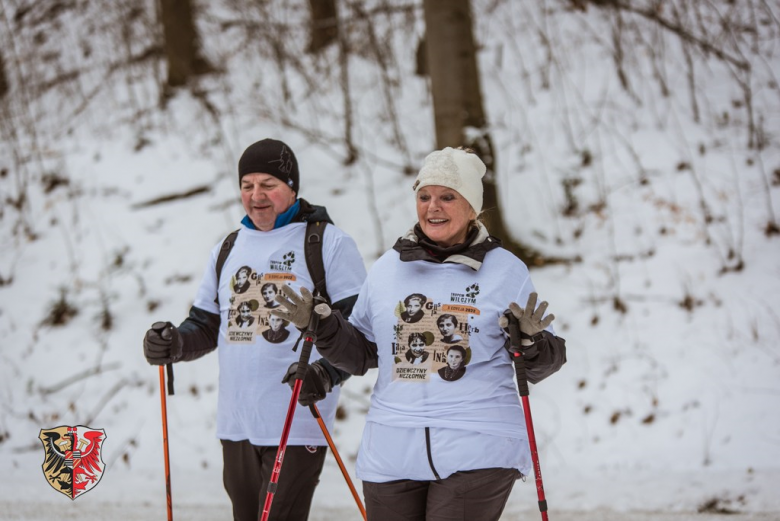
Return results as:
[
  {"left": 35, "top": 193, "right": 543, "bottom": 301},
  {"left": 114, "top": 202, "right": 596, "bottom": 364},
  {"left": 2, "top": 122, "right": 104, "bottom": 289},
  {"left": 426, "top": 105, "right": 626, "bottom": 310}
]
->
[{"left": 273, "top": 147, "right": 567, "bottom": 521}]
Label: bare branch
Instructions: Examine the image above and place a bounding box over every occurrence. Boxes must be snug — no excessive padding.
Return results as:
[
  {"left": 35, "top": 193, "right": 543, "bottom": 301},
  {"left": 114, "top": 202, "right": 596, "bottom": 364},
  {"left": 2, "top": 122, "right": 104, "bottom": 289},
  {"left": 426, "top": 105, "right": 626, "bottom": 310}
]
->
[
  {"left": 38, "top": 363, "right": 122, "bottom": 396},
  {"left": 586, "top": 0, "right": 751, "bottom": 70}
]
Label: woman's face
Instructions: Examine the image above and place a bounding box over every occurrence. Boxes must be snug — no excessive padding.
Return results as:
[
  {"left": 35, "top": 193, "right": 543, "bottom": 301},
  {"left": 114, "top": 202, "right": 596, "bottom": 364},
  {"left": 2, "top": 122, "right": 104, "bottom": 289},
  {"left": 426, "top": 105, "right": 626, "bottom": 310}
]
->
[
  {"left": 409, "top": 337, "right": 426, "bottom": 356},
  {"left": 446, "top": 350, "right": 463, "bottom": 370},
  {"left": 237, "top": 270, "right": 249, "bottom": 286},
  {"left": 238, "top": 304, "right": 251, "bottom": 318},
  {"left": 416, "top": 186, "right": 475, "bottom": 248},
  {"left": 438, "top": 318, "right": 455, "bottom": 337},
  {"left": 269, "top": 315, "right": 284, "bottom": 331},
  {"left": 406, "top": 299, "right": 422, "bottom": 316},
  {"left": 262, "top": 285, "right": 277, "bottom": 303}
]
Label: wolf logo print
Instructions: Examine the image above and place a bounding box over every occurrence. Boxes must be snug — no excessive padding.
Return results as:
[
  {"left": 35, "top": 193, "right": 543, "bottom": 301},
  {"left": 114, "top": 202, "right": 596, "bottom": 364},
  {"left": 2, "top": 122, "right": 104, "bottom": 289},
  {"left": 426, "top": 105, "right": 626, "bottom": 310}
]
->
[{"left": 39, "top": 425, "right": 107, "bottom": 500}]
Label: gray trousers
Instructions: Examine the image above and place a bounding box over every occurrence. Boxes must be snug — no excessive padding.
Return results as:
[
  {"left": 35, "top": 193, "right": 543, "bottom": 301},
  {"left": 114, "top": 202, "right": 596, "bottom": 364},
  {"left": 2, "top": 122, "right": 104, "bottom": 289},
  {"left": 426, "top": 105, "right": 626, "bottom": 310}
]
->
[
  {"left": 362, "top": 467, "right": 521, "bottom": 521},
  {"left": 221, "top": 439, "right": 327, "bottom": 521}
]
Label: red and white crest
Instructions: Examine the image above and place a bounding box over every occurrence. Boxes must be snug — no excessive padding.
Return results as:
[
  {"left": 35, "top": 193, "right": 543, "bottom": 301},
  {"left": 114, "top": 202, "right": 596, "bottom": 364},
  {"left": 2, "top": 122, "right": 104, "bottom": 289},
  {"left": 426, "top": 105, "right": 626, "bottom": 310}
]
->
[{"left": 39, "top": 425, "right": 107, "bottom": 500}]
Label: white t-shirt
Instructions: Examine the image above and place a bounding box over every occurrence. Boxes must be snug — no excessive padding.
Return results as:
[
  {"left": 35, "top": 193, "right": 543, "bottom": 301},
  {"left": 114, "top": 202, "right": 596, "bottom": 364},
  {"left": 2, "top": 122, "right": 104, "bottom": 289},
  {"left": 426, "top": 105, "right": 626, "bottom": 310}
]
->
[
  {"left": 347, "top": 246, "right": 551, "bottom": 480},
  {"left": 193, "top": 222, "right": 366, "bottom": 446}
]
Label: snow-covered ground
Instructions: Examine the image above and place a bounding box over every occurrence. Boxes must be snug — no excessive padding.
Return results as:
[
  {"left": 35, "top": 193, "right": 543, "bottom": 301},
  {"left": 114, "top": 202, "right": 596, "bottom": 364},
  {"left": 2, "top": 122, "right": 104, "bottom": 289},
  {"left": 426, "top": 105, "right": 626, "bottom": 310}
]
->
[{"left": 2, "top": 0, "right": 779, "bottom": 519}]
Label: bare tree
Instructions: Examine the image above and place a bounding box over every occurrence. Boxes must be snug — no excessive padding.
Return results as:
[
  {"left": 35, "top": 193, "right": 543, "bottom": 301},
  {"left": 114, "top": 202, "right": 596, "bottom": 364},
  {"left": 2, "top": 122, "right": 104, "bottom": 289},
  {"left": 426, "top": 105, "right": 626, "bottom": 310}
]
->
[
  {"left": 422, "top": 0, "right": 552, "bottom": 264},
  {"left": 0, "top": 50, "right": 7, "bottom": 100},
  {"left": 306, "top": 0, "right": 339, "bottom": 54},
  {"left": 159, "top": 0, "right": 211, "bottom": 88}
]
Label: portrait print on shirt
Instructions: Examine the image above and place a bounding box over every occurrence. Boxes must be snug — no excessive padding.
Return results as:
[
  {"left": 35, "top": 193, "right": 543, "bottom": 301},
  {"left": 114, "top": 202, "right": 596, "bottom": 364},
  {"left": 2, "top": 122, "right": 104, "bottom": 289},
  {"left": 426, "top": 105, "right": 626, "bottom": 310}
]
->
[
  {"left": 262, "top": 313, "right": 291, "bottom": 344},
  {"left": 233, "top": 266, "right": 252, "bottom": 294},
  {"left": 392, "top": 293, "right": 476, "bottom": 382},
  {"left": 227, "top": 268, "right": 296, "bottom": 344},
  {"left": 437, "top": 344, "right": 468, "bottom": 381},
  {"left": 404, "top": 331, "right": 434, "bottom": 365},
  {"left": 260, "top": 282, "right": 281, "bottom": 309},
  {"left": 399, "top": 293, "right": 426, "bottom": 323},
  {"left": 436, "top": 314, "right": 463, "bottom": 344},
  {"left": 234, "top": 300, "right": 258, "bottom": 329}
]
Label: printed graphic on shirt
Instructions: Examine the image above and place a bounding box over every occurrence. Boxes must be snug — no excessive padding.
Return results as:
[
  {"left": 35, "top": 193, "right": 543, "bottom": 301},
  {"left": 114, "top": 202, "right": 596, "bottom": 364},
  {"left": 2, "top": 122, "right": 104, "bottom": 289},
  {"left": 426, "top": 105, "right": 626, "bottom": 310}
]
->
[
  {"left": 269, "top": 251, "right": 296, "bottom": 272},
  {"left": 392, "top": 292, "right": 480, "bottom": 382},
  {"left": 450, "top": 283, "right": 480, "bottom": 304},
  {"left": 226, "top": 267, "right": 296, "bottom": 344}
]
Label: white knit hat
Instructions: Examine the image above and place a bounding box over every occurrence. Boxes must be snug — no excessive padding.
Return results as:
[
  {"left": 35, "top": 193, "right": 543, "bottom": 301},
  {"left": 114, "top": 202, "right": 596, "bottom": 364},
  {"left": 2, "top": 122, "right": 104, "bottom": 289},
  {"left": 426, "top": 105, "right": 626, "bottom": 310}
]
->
[{"left": 413, "top": 147, "right": 487, "bottom": 214}]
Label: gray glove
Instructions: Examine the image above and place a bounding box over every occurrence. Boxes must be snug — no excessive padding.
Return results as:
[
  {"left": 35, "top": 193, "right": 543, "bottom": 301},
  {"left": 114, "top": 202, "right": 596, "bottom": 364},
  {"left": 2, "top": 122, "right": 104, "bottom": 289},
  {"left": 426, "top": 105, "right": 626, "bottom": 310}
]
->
[
  {"left": 499, "top": 292, "right": 555, "bottom": 341},
  {"left": 281, "top": 361, "right": 333, "bottom": 406},
  {"left": 272, "top": 285, "right": 331, "bottom": 330},
  {"left": 143, "top": 321, "right": 183, "bottom": 365}
]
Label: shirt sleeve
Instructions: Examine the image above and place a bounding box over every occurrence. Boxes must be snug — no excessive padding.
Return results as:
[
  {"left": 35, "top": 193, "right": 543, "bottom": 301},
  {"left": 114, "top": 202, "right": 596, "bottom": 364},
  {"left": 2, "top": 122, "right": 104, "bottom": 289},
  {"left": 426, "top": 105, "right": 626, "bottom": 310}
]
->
[
  {"left": 322, "top": 226, "right": 367, "bottom": 304},
  {"left": 346, "top": 276, "right": 376, "bottom": 343},
  {"left": 191, "top": 242, "right": 222, "bottom": 315}
]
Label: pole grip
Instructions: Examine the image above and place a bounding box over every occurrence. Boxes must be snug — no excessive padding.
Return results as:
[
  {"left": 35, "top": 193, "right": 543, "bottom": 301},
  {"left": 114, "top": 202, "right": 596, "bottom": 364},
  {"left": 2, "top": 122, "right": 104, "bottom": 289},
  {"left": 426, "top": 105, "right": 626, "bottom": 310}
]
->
[
  {"left": 513, "top": 352, "right": 530, "bottom": 397},
  {"left": 151, "top": 321, "right": 176, "bottom": 396},
  {"left": 294, "top": 297, "right": 324, "bottom": 381},
  {"left": 504, "top": 311, "right": 530, "bottom": 397}
]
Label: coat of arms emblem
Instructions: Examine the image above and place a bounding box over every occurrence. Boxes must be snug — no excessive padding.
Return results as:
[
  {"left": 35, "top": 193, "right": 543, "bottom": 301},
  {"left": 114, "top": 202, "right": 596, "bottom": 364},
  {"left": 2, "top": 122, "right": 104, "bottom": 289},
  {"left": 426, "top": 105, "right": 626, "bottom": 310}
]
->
[{"left": 39, "top": 425, "right": 107, "bottom": 499}]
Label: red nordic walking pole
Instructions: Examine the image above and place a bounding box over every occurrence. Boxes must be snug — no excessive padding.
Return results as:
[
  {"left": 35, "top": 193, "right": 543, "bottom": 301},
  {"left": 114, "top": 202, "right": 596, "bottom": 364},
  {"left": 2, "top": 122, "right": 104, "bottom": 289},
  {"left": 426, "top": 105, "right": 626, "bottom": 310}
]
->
[
  {"left": 260, "top": 300, "right": 324, "bottom": 521},
  {"left": 505, "top": 312, "right": 549, "bottom": 521},
  {"left": 158, "top": 366, "right": 174, "bottom": 521},
  {"left": 152, "top": 322, "right": 175, "bottom": 521},
  {"left": 309, "top": 404, "right": 367, "bottom": 521}
]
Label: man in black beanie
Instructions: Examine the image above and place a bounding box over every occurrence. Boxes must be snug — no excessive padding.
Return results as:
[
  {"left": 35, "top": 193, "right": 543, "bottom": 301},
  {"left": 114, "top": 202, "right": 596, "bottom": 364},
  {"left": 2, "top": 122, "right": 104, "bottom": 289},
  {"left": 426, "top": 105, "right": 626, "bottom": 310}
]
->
[
  {"left": 238, "top": 138, "right": 299, "bottom": 193},
  {"left": 142, "top": 138, "right": 367, "bottom": 520},
  {"left": 237, "top": 138, "right": 300, "bottom": 231}
]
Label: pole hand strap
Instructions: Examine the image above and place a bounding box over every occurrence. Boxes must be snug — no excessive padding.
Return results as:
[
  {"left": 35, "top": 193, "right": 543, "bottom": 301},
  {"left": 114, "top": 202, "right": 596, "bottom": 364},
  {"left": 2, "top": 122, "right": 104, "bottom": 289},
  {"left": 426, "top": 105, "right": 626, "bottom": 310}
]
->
[{"left": 166, "top": 364, "right": 175, "bottom": 396}]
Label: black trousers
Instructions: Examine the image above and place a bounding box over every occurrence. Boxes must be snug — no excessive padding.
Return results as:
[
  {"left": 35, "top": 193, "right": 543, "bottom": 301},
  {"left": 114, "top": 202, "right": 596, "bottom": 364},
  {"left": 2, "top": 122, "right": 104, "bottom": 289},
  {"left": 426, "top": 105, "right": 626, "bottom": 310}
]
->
[
  {"left": 221, "top": 439, "right": 327, "bottom": 521},
  {"left": 362, "top": 467, "right": 521, "bottom": 521}
]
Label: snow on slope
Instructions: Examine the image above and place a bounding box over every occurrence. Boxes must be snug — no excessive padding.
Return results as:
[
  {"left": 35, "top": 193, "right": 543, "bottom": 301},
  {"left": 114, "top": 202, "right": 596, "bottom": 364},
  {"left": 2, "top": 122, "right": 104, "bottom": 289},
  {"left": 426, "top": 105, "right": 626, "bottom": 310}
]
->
[{"left": 1, "top": 0, "right": 779, "bottom": 517}]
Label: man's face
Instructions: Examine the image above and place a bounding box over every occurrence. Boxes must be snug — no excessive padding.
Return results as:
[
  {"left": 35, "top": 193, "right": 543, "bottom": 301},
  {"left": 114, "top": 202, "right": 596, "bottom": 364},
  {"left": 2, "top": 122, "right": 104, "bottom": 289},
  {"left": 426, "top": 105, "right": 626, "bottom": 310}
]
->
[
  {"left": 262, "top": 285, "right": 277, "bottom": 303},
  {"left": 269, "top": 315, "right": 284, "bottom": 331},
  {"left": 407, "top": 299, "right": 422, "bottom": 316},
  {"left": 236, "top": 270, "right": 248, "bottom": 286},
  {"left": 447, "top": 350, "right": 463, "bottom": 369},
  {"left": 438, "top": 318, "right": 455, "bottom": 337},
  {"left": 240, "top": 173, "right": 296, "bottom": 231},
  {"left": 410, "top": 337, "right": 426, "bottom": 356}
]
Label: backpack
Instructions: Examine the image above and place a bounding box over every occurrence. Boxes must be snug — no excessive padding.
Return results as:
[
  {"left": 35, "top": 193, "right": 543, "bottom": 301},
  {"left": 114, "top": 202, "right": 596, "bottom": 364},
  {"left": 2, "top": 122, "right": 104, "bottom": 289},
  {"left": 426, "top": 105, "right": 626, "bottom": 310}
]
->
[{"left": 213, "top": 220, "right": 331, "bottom": 306}]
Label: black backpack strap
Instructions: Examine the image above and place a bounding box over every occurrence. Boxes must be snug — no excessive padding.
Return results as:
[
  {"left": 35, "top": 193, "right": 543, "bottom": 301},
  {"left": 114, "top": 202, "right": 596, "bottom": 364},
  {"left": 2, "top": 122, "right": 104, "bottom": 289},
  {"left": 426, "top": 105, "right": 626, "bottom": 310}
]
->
[
  {"left": 214, "top": 229, "right": 240, "bottom": 306},
  {"left": 304, "top": 220, "right": 331, "bottom": 304}
]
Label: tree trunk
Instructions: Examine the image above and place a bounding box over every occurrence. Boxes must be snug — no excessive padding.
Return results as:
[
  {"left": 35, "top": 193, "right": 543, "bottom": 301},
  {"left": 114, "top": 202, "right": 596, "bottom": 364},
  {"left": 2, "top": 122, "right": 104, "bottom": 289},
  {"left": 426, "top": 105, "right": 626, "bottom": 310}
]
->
[
  {"left": 422, "top": 0, "right": 482, "bottom": 147},
  {"left": 0, "top": 51, "right": 8, "bottom": 100},
  {"left": 159, "top": 0, "right": 210, "bottom": 88},
  {"left": 306, "top": 0, "right": 339, "bottom": 54},
  {"left": 423, "top": 0, "right": 547, "bottom": 264}
]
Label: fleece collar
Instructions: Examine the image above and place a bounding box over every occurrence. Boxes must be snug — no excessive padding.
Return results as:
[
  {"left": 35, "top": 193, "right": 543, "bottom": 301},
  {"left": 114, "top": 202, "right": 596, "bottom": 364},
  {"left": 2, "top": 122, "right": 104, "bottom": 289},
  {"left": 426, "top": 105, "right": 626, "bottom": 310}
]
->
[{"left": 392, "top": 221, "right": 501, "bottom": 270}]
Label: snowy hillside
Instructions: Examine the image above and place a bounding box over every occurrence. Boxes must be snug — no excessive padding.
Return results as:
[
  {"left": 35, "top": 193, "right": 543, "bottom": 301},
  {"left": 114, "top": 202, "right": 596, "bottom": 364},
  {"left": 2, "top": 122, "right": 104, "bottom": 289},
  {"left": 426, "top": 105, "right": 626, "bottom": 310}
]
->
[{"left": 1, "top": 1, "right": 779, "bottom": 519}]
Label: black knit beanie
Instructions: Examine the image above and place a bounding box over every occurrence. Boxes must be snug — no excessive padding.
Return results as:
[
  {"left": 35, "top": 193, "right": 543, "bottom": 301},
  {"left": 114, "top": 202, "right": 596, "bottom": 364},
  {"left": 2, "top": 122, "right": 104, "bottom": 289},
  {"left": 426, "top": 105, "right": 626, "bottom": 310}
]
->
[{"left": 238, "top": 138, "right": 299, "bottom": 193}]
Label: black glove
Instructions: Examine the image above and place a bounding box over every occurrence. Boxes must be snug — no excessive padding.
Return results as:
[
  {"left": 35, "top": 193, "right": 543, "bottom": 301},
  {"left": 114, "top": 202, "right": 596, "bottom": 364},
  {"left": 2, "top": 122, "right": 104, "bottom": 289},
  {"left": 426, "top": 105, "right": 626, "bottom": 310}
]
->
[
  {"left": 143, "top": 321, "right": 183, "bottom": 365},
  {"left": 281, "top": 361, "right": 333, "bottom": 406}
]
